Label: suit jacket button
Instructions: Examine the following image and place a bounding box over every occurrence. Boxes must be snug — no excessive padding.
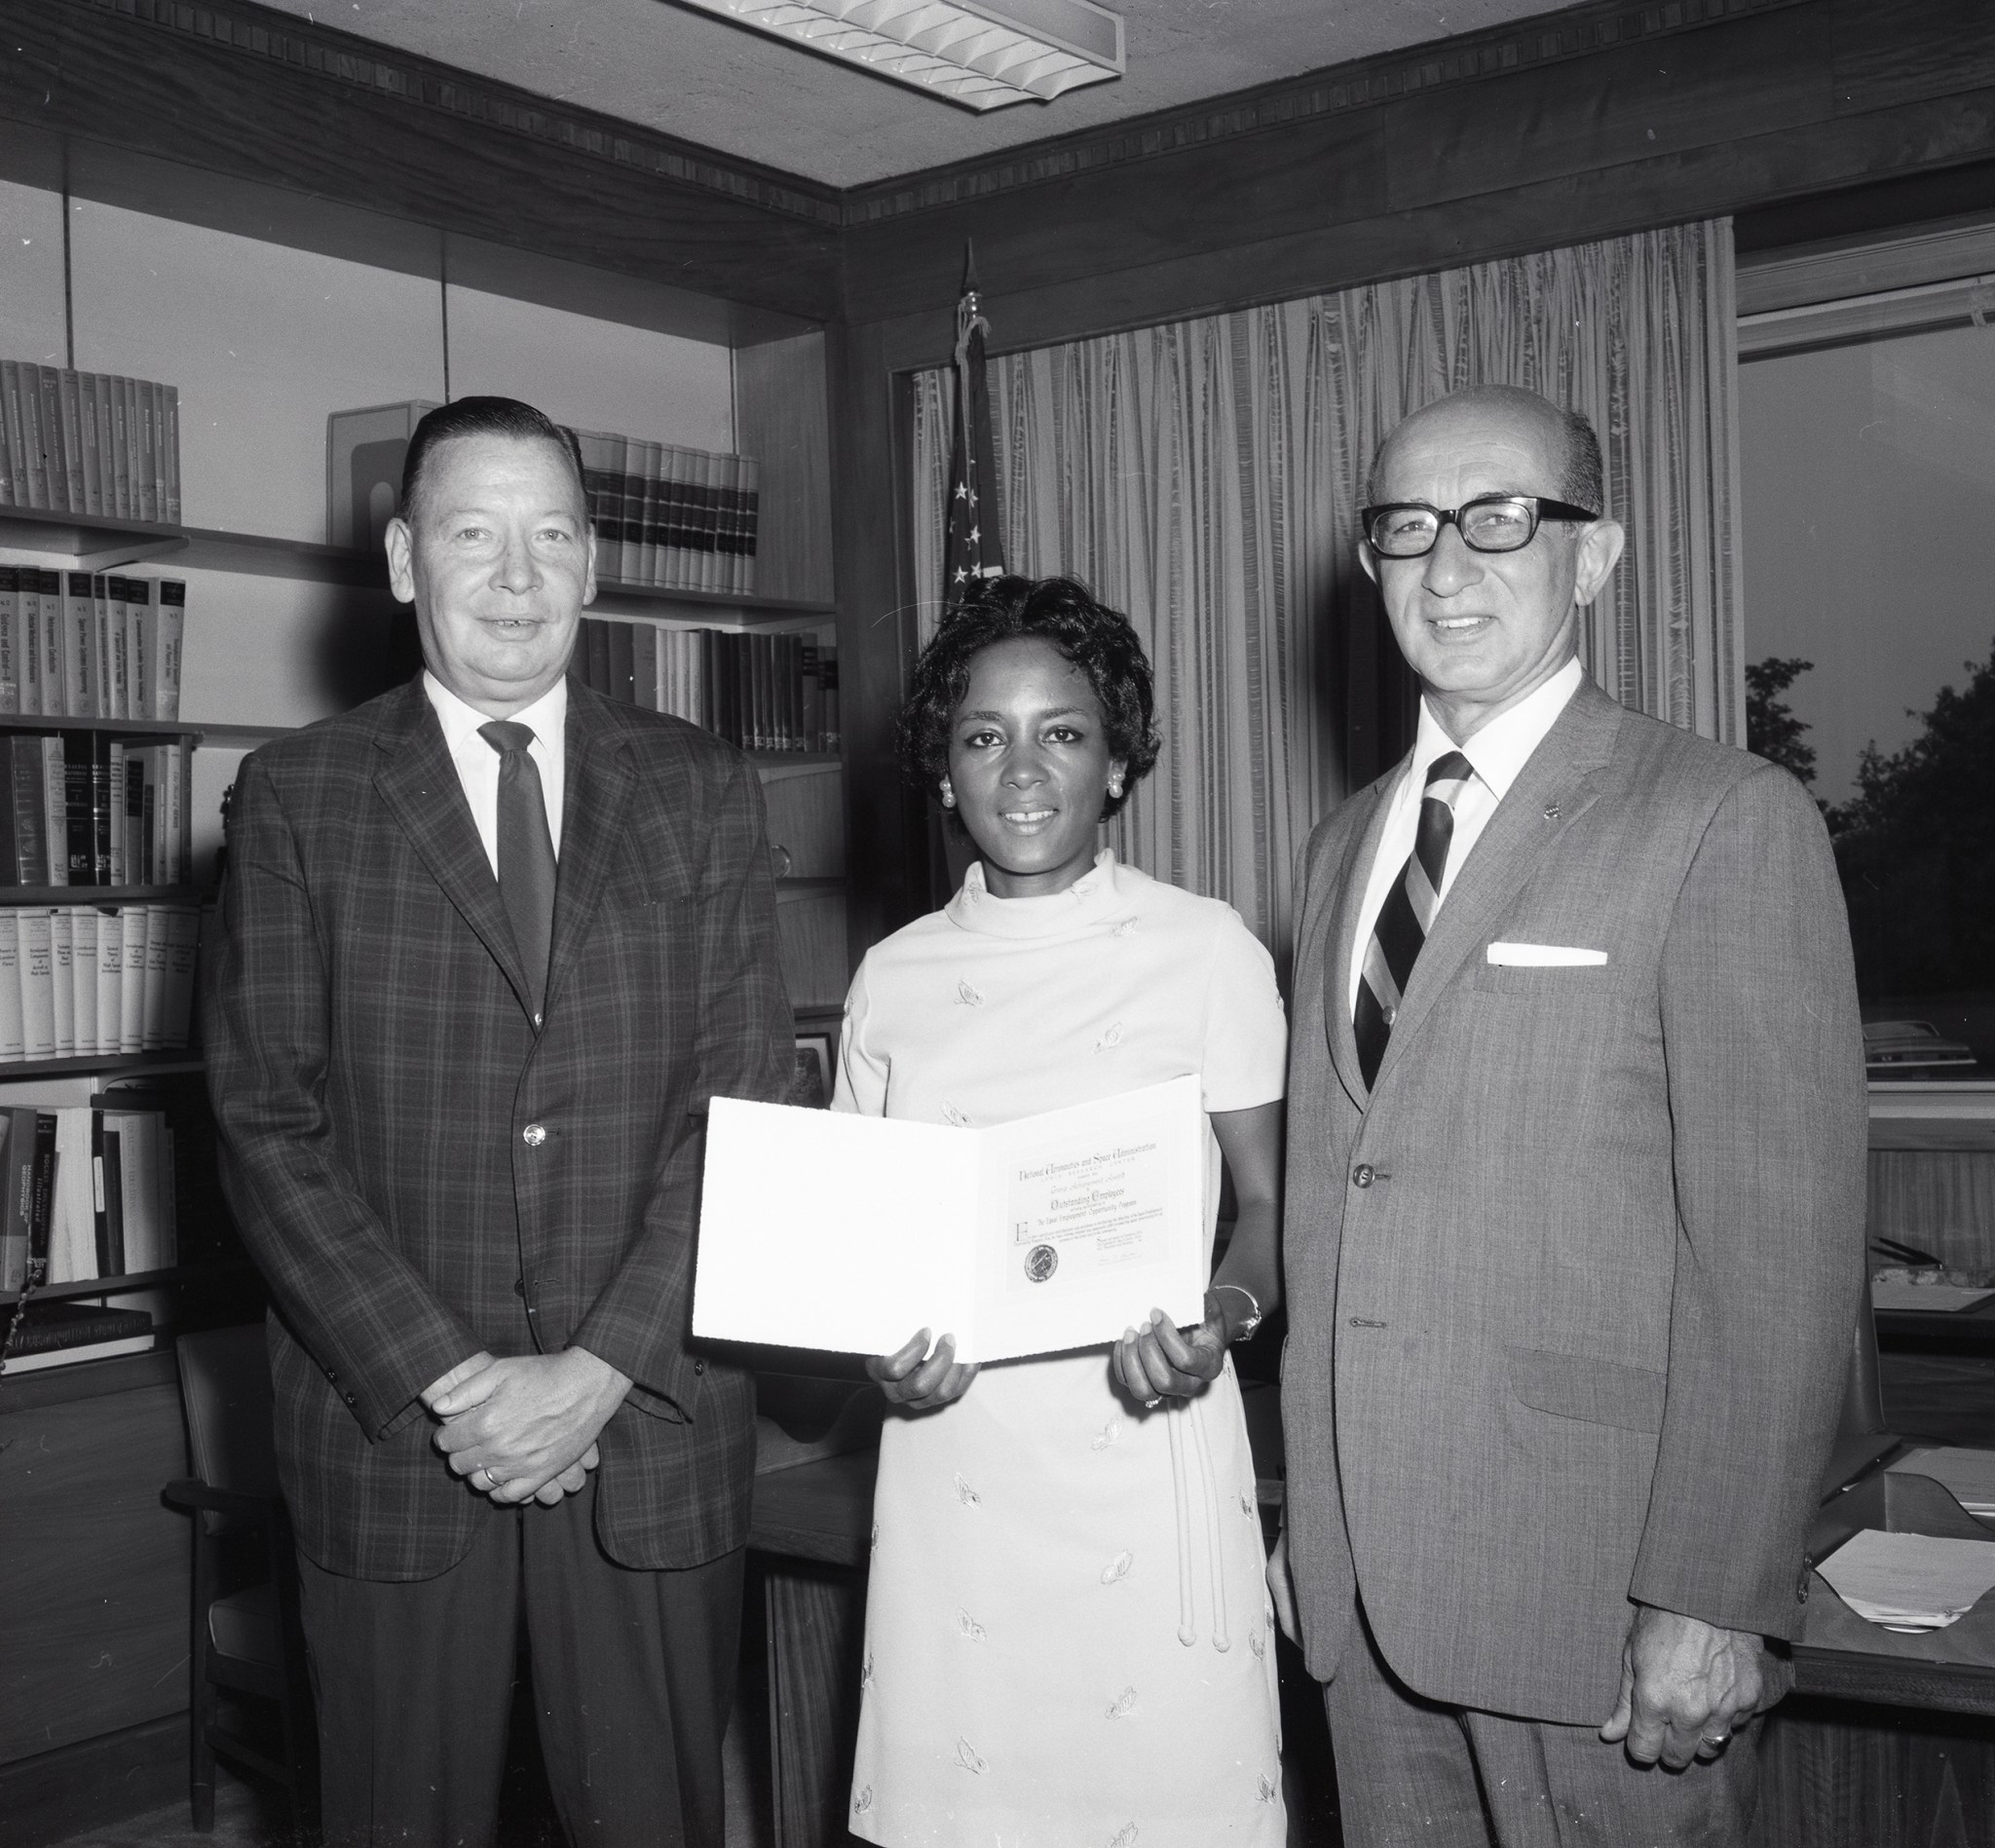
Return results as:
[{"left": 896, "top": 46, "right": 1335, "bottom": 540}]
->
[
  {"left": 513, "top": 1276, "right": 526, "bottom": 1297},
  {"left": 694, "top": 1358, "right": 706, "bottom": 1376},
  {"left": 1352, "top": 1164, "right": 1374, "bottom": 1188},
  {"left": 522, "top": 1123, "right": 547, "bottom": 1148},
  {"left": 1797, "top": 1568, "right": 1812, "bottom": 1603},
  {"left": 325, "top": 1368, "right": 337, "bottom": 1381},
  {"left": 343, "top": 1392, "right": 357, "bottom": 1407}
]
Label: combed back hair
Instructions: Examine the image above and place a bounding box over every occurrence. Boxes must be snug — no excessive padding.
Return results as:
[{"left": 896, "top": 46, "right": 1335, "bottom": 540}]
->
[
  {"left": 1365, "top": 388, "right": 1604, "bottom": 516},
  {"left": 897, "top": 575, "right": 1162, "bottom": 822},
  {"left": 399, "top": 397, "right": 588, "bottom": 527}
]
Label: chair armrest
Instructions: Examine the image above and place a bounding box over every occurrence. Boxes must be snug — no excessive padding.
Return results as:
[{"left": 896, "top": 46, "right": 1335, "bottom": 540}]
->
[{"left": 163, "top": 1478, "right": 282, "bottom": 1521}]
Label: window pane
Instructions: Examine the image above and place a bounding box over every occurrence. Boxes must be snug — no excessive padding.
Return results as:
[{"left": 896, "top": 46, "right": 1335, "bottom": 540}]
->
[{"left": 1740, "top": 321, "right": 1995, "bottom": 1082}]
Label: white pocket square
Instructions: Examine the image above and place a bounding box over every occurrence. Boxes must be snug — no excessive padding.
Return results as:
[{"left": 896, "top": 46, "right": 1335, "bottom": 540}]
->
[{"left": 1487, "top": 942, "right": 1608, "bottom": 967}]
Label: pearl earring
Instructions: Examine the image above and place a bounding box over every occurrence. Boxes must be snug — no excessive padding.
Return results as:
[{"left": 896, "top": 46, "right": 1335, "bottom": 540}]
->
[
  {"left": 940, "top": 782, "right": 956, "bottom": 809},
  {"left": 1109, "top": 777, "right": 1124, "bottom": 799}
]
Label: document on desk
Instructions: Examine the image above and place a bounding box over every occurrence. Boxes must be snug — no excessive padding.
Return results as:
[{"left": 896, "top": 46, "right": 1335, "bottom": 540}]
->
[
  {"left": 1816, "top": 1529, "right": 1995, "bottom": 1631},
  {"left": 694, "top": 1075, "right": 1208, "bottom": 1364},
  {"left": 1870, "top": 1282, "right": 1995, "bottom": 1313}
]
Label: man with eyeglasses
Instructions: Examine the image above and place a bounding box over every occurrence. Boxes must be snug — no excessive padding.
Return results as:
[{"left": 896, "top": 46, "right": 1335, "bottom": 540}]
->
[{"left": 1272, "top": 384, "right": 1864, "bottom": 1845}]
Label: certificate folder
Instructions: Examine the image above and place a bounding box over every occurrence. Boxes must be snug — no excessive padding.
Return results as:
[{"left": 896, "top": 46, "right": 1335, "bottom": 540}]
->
[{"left": 695, "top": 1075, "right": 1207, "bottom": 1365}]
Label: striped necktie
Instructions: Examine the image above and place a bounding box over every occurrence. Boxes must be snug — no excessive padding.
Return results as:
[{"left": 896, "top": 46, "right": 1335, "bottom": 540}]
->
[{"left": 1353, "top": 750, "right": 1474, "bottom": 1088}]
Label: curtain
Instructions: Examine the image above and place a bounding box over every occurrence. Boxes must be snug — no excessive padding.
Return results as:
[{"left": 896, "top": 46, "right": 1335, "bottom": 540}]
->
[{"left": 910, "top": 221, "right": 1744, "bottom": 961}]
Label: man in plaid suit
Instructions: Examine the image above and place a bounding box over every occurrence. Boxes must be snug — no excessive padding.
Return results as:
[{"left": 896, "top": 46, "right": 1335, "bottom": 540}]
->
[{"left": 206, "top": 397, "right": 792, "bottom": 1846}]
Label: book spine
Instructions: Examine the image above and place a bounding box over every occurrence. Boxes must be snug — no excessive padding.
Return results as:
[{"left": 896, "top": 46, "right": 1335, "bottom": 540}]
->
[
  {"left": 0, "top": 912, "right": 21, "bottom": 1063},
  {"left": 62, "top": 575, "right": 94, "bottom": 720},
  {"left": 0, "top": 362, "right": 23, "bottom": 507},
  {"left": 91, "top": 734, "right": 112, "bottom": 886},
  {"left": 109, "top": 380, "right": 130, "bottom": 520},
  {"left": 631, "top": 621, "right": 659, "bottom": 713},
  {"left": 28, "top": 1111, "right": 56, "bottom": 1282},
  {"left": 57, "top": 372, "right": 85, "bottom": 513},
  {"left": 127, "top": 579, "right": 152, "bottom": 724},
  {"left": 38, "top": 572, "right": 62, "bottom": 719},
  {"left": 78, "top": 375, "right": 102, "bottom": 517},
  {"left": 91, "top": 1111, "right": 112, "bottom": 1275},
  {"left": 163, "top": 905, "right": 199, "bottom": 1049},
  {"left": 19, "top": 909, "right": 54, "bottom": 1061},
  {"left": 49, "top": 908, "right": 73, "bottom": 1059},
  {"left": 154, "top": 582, "right": 184, "bottom": 721},
  {"left": 0, "top": 1111, "right": 25, "bottom": 1292},
  {"left": 141, "top": 903, "right": 169, "bottom": 1050},
  {"left": 107, "top": 580, "right": 130, "bottom": 721},
  {"left": 608, "top": 621, "right": 636, "bottom": 706},
  {"left": 12, "top": 570, "right": 35, "bottom": 717},
  {"left": 70, "top": 906, "right": 98, "bottom": 1057},
  {"left": 39, "top": 737, "right": 66, "bottom": 888},
  {"left": 106, "top": 741, "right": 125, "bottom": 887},
  {"left": 38, "top": 370, "right": 68, "bottom": 513},
  {"left": 61, "top": 735, "right": 94, "bottom": 886},
  {"left": 0, "top": 567, "right": 17, "bottom": 715},
  {"left": 119, "top": 907, "right": 146, "bottom": 1052},
  {"left": 10, "top": 735, "right": 42, "bottom": 886},
  {"left": 161, "top": 386, "right": 181, "bottom": 524}
]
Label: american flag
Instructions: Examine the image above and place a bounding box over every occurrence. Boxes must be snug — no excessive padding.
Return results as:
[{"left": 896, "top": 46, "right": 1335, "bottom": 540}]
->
[{"left": 944, "top": 245, "right": 1003, "bottom": 601}]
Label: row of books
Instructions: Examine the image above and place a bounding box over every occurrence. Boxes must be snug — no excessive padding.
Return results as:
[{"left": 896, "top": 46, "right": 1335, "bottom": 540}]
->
[
  {"left": 572, "top": 619, "right": 841, "bottom": 753},
  {"left": 0, "top": 570, "right": 186, "bottom": 720},
  {"left": 0, "top": 904, "right": 201, "bottom": 1063},
  {"left": 0, "top": 1103, "right": 178, "bottom": 1292},
  {"left": 0, "top": 1301, "right": 158, "bottom": 1375},
  {"left": 0, "top": 737, "right": 185, "bottom": 888},
  {"left": 0, "top": 362, "right": 183, "bottom": 523},
  {"left": 568, "top": 429, "right": 759, "bottom": 594}
]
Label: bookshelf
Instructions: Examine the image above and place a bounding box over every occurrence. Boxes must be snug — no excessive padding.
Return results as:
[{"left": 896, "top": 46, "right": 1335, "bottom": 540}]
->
[{"left": 0, "top": 107, "right": 855, "bottom": 1826}]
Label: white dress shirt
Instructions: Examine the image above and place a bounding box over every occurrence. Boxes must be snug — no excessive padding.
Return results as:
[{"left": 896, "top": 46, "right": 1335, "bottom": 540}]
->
[
  {"left": 423, "top": 670, "right": 567, "bottom": 877},
  {"left": 1345, "top": 658, "right": 1582, "bottom": 1017}
]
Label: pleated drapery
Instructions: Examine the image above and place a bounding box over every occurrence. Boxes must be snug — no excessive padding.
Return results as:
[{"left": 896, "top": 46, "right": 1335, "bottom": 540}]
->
[{"left": 910, "top": 222, "right": 1745, "bottom": 960}]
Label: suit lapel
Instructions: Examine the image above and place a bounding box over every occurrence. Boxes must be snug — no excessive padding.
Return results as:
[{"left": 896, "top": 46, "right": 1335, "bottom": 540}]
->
[
  {"left": 1320, "top": 775, "right": 1398, "bottom": 1110},
  {"left": 546, "top": 681, "right": 634, "bottom": 1021},
  {"left": 1370, "top": 679, "right": 1625, "bottom": 1092},
  {"left": 371, "top": 680, "right": 535, "bottom": 1019}
]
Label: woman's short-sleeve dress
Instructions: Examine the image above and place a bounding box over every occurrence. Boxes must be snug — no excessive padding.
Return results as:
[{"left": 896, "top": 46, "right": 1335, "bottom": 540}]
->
[{"left": 834, "top": 850, "right": 1289, "bottom": 1848}]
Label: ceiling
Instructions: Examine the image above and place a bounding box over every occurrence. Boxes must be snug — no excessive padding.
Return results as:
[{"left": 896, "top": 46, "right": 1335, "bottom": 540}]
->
[{"left": 262, "top": 0, "right": 1563, "bottom": 192}]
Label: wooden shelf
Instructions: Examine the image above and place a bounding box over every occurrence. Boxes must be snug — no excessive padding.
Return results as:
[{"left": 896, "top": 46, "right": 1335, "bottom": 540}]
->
[
  {"left": 0, "top": 507, "right": 835, "bottom": 625},
  {"left": 749, "top": 751, "right": 841, "bottom": 768},
  {"left": 0, "top": 715, "right": 199, "bottom": 737},
  {"left": 0, "top": 1261, "right": 254, "bottom": 1311},
  {"left": 0, "top": 1051, "right": 201, "bottom": 1083},
  {"left": 0, "top": 887, "right": 200, "bottom": 905},
  {"left": 0, "top": 1263, "right": 222, "bottom": 1308},
  {"left": 775, "top": 877, "right": 846, "bottom": 892}
]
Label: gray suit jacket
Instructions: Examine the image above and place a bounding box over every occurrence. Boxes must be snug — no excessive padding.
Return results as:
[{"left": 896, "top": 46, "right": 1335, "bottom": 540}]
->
[{"left": 1282, "top": 676, "right": 1864, "bottom": 1723}]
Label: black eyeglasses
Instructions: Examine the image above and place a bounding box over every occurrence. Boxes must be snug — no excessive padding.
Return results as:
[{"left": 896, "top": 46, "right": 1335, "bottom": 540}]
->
[{"left": 1360, "top": 494, "right": 1600, "bottom": 558}]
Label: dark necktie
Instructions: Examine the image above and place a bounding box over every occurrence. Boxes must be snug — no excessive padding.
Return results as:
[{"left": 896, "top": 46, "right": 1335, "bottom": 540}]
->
[
  {"left": 1352, "top": 750, "right": 1474, "bottom": 1087},
  {"left": 478, "top": 720, "right": 557, "bottom": 1027}
]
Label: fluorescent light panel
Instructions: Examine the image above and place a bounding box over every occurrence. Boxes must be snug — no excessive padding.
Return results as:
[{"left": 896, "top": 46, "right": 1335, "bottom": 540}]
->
[{"left": 672, "top": 0, "right": 1125, "bottom": 111}]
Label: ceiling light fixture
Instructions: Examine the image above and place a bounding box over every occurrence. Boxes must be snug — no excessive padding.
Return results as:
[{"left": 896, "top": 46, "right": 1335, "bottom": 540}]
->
[{"left": 671, "top": 0, "right": 1124, "bottom": 112}]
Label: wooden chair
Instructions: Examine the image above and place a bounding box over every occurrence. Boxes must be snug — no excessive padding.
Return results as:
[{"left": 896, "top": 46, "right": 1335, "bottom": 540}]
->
[{"left": 164, "top": 1323, "right": 317, "bottom": 1831}]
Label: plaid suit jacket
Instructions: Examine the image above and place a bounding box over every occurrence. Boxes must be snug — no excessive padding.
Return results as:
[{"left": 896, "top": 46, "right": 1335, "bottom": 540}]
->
[
  {"left": 1281, "top": 678, "right": 1865, "bottom": 1723},
  {"left": 205, "top": 675, "right": 792, "bottom": 1581}
]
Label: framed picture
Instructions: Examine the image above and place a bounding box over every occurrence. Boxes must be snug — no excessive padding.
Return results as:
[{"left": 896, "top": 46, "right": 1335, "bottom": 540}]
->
[{"left": 785, "top": 1007, "right": 843, "bottom": 1109}]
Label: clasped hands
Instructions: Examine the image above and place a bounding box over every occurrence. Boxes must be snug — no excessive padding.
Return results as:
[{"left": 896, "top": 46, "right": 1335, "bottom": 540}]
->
[
  {"left": 421, "top": 1346, "right": 631, "bottom": 1507},
  {"left": 867, "top": 1292, "right": 1231, "bottom": 1413}
]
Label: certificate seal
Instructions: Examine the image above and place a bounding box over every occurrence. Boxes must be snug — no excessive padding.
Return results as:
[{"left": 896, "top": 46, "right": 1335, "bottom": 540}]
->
[{"left": 1023, "top": 1243, "right": 1058, "bottom": 1284}]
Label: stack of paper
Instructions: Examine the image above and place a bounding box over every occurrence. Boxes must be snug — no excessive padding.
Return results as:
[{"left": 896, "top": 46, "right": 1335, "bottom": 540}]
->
[
  {"left": 1871, "top": 1281, "right": 1995, "bottom": 1313},
  {"left": 1891, "top": 1449, "right": 1995, "bottom": 1518},
  {"left": 1816, "top": 1529, "right": 1995, "bottom": 1631}
]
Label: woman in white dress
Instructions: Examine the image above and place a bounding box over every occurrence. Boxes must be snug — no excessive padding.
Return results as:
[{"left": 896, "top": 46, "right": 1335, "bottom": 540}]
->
[{"left": 836, "top": 576, "right": 1289, "bottom": 1848}]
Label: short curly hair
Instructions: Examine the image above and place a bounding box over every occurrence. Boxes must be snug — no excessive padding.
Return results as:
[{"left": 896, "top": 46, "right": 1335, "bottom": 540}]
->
[{"left": 898, "top": 576, "right": 1162, "bottom": 822}]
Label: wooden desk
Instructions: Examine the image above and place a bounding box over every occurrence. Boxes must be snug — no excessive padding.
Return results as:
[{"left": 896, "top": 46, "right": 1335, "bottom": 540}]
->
[{"left": 1875, "top": 1295, "right": 1995, "bottom": 1359}]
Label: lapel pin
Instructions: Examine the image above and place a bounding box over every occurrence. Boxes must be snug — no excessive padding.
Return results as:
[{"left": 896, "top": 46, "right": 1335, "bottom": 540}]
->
[{"left": 1543, "top": 803, "right": 1561, "bottom": 820}]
